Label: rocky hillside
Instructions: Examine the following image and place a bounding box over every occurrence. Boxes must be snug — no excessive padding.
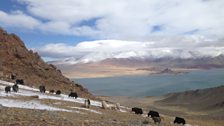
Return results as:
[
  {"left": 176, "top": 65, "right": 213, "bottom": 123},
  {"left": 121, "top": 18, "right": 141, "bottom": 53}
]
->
[
  {"left": 0, "top": 27, "right": 93, "bottom": 98},
  {"left": 157, "top": 85, "right": 224, "bottom": 113}
]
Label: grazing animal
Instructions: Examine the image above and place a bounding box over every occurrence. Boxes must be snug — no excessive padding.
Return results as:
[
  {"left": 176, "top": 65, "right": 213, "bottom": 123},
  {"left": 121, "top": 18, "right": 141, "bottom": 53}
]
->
[
  {"left": 11, "top": 74, "right": 16, "bottom": 80},
  {"left": 152, "top": 117, "right": 161, "bottom": 124},
  {"left": 12, "top": 84, "right": 19, "bottom": 92},
  {"left": 148, "top": 110, "right": 160, "bottom": 117},
  {"left": 84, "top": 99, "right": 91, "bottom": 108},
  {"left": 132, "top": 107, "right": 143, "bottom": 115},
  {"left": 110, "top": 105, "right": 117, "bottom": 110},
  {"left": 49, "top": 90, "right": 55, "bottom": 94},
  {"left": 16, "top": 79, "right": 24, "bottom": 85},
  {"left": 68, "top": 92, "right": 78, "bottom": 98},
  {"left": 5, "top": 86, "right": 11, "bottom": 93},
  {"left": 101, "top": 101, "right": 117, "bottom": 110},
  {"left": 174, "top": 117, "right": 186, "bottom": 125},
  {"left": 87, "top": 99, "right": 91, "bottom": 105},
  {"left": 102, "top": 101, "right": 108, "bottom": 109},
  {"left": 56, "top": 90, "right": 61, "bottom": 95},
  {"left": 39, "top": 85, "right": 46, "bottom": 93},
  {"left": 84, "top": 100, "right": 89, "bottom": 108},
  {"left": 115, "top": 103, "right": 120, "bottom": 110}
]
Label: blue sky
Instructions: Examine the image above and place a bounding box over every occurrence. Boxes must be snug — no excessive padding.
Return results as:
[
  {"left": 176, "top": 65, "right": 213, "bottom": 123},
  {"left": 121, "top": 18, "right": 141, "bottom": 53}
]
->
[
  {"left": 0, "top": 0, "right": 95, "bottom": 48},
  {"left": 0, "top": 0, "right": 224, "bottom": 62}
]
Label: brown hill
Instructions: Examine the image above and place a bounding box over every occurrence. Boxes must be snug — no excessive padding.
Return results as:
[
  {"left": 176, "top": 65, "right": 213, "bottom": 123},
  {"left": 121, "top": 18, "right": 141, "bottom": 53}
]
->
[
  {"left": 0, "top": 27, "right": 93, "bottom": 98},
  {"left": 157, "top": 85, "right": 224, "bottom": 113}
]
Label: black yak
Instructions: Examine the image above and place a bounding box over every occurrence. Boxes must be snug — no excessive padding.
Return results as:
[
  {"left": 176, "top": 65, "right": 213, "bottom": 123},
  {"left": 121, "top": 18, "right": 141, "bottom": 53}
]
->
[
  {"left": 56, "top": 90, "right": 61, "bottom": 95},
  {"left": 12, "top": 84, "right": 19, "bottom": 92},
  {"left": 16, "top": 79, "right": 24, "bottom": 85},
  {"left": 174, "top": 117, "right": 186, "bottom": 125},
  {"left": 39, "top": 85, "right": 46, "bottom": 93},
  {"left": 148, "top": 110, "right": 161, "bottom": 124},
  {"left": 5, "top": 86, "right": 11, "bottom": 93},
  {"left": 148, "top": 110, "right": 160, "bottom": 117},
  {"left": 132, "top": 107, "right": 143, "bottom": 115},
  {"left": 69, "top": 92, "right": 78, "bottom": 99},
  {"left": 87, "top": 99, "right": 90, "bottom": 105},
  {"left": 11, "top": 74, "right": 16, "bottom": 80}
]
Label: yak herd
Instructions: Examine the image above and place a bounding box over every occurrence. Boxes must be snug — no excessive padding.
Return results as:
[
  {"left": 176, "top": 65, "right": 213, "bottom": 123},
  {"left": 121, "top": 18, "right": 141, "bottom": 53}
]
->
[
  {"left": 4, "top": 79, "right": 80, "bottom": 99},
  {"left": 131, "top": 107, "right": 186, "bottom": 125},
  {"left": 3, "top": 79, "right": 186, "bottom": 125}
]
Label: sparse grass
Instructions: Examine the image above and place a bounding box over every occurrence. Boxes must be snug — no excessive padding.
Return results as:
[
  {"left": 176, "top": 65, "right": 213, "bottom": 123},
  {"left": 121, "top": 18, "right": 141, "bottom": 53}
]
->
[{"left": 1, "top": 94, "right": 224, "bottom": 126}]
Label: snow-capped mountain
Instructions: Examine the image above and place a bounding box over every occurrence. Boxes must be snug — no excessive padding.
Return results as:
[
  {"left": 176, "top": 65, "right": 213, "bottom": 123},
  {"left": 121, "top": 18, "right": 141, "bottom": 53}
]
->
[
  {"left": 51, "top": 49, "right": 224, "bottom": 66},
  {"left": 40, "top": 36, "right": 224, "bottom": 65},
  {"left": 40, "top": 36, "right": 224, "bottom": 78}
]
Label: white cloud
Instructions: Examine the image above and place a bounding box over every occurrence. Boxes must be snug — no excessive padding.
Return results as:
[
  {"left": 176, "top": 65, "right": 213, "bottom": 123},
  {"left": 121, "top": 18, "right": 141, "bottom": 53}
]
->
[
  {"left": 39, "top": 21, "right": 71, "bottom": 35},
  {"left": 36, "top": 38, "right": 224, "bottom": 64},
  {"left": 0, "top": 10, "right": 40, "bottom": 29},
  {"left": 1, "top": 0, "right": 224, "bottom": 62},
  {"left": 0, "top": 0, "right": 222, "bottom": 39}
]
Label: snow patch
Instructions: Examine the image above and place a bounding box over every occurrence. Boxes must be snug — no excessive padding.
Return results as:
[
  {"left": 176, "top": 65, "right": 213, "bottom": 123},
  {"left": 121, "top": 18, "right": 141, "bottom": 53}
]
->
[
  {"left": 0, "top": 99, "right": 73, "bottom": 112},
  {"left": 0, "top": 80, "right": 103, "bottom": 108}
]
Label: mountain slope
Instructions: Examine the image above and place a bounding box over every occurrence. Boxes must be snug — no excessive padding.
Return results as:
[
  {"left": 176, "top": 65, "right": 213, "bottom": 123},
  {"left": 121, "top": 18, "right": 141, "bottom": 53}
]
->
[
  {"left": 157, "top": 85, "right": 224, "bottom": 112},
  {"left": 87, "top": 55, "right": 224, "bottom": 69},
  {"left": 1, "top": 79, "right": 222, "bottom": 126},
  {"left": 0, "top": 27, "right": 93, "bottom": 98}
]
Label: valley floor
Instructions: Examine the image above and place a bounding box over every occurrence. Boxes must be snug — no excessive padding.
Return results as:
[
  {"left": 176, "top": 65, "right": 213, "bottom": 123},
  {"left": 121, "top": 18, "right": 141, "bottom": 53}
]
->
[{"left": 60, "top": 63, "right": 192, "bottom": 78}]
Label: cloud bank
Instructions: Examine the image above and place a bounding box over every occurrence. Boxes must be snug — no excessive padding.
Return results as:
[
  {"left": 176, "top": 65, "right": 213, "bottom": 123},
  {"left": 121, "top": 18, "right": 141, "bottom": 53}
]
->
[
  {"left": 36, "top": 37, "right": 224, "bottom": 64},
  {"left": 1, "top": 0, "right": 224, "bottom": 63},
  {"left": 0, "top": 0, "right": 224, "bottom": 39}
]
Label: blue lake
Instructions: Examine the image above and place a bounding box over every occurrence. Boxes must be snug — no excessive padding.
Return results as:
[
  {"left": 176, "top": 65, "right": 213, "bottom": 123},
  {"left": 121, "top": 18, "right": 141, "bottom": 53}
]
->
[{"left": 75, "top": 69, "right": 224, "bottom": 97}]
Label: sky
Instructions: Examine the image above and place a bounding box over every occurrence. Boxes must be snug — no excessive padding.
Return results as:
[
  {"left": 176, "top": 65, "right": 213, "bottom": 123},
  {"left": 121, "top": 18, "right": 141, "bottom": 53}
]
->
[{"left": 0, "top": 0, "right": 224, "bottom": 63}]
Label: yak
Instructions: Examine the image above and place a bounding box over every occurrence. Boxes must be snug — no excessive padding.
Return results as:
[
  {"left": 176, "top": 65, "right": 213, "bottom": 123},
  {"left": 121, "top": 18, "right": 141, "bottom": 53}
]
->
[
  {"left": 56, "top": 90, "right": 61, "bottom": 95},
  {"left": 132, "top": 107, "right": 143, "bottom": 115},
  {"left": 148, "top": 110, "right": 160, "bottom": 117},
  {"left": 12, "top": 84, "right": 19, "bottom": 92},
  {"left": 69, "top": 92, "right": 78, "bottom": 99},
  {"left": 5, "top": 86, "right": 11, "bottom": 93},
  {"left": 174, "top": 117, "right": 186, "bottom": 125},
  {"left": 39, "top": 85, "right": 46, "bottom": 93},
  {"left": 16, "top": 79, "right": 24, "bottom": 85}
]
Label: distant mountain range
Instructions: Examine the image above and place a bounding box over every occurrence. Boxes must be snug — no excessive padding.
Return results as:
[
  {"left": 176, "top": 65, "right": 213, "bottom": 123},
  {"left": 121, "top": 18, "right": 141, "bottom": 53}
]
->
[
  {"left": 49, "top": 43, "right": 224, "bottom": 68},
  {"left": 49, "top": 54, "right": 224, "bottom": 78},
  {"left": 97, "top": 55, "right": 224, "bottom": 69},
  {"left": 51, "top": 53, "right": 224, "bottom": 68},
  {"left": 42, "top": 37, "right": 224, "bottom": 66},
  {"left": 40, "top": 36, "right": 224, "bottom": 78}
]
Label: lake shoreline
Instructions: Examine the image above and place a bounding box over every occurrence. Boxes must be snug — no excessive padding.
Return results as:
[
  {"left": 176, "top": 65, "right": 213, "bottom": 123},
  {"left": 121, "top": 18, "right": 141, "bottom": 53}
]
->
[
  {"left": 76, "top": 68, "right": 224, "bottom": 97},
  {"left": 72, "top": 68, "right": 199, "bottom": 79}
]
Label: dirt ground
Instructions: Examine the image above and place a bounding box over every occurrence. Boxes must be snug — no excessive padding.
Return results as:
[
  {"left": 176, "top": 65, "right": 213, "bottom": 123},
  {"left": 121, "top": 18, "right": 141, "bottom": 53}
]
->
[
  {"left": 0, "top": 95, "right": 223, "bottom": 126},
  {"left": 0, "top": 96, "right": 161, "bottom": 126},
  {"left": 102, "top": 96, "right": 224, "bottom": 126}
]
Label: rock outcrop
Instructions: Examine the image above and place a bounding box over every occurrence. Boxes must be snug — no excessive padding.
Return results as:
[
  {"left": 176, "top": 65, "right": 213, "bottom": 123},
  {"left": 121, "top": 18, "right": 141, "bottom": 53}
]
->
[{"left": 0, "top": 27, "right": 93, "bottom": 98}]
